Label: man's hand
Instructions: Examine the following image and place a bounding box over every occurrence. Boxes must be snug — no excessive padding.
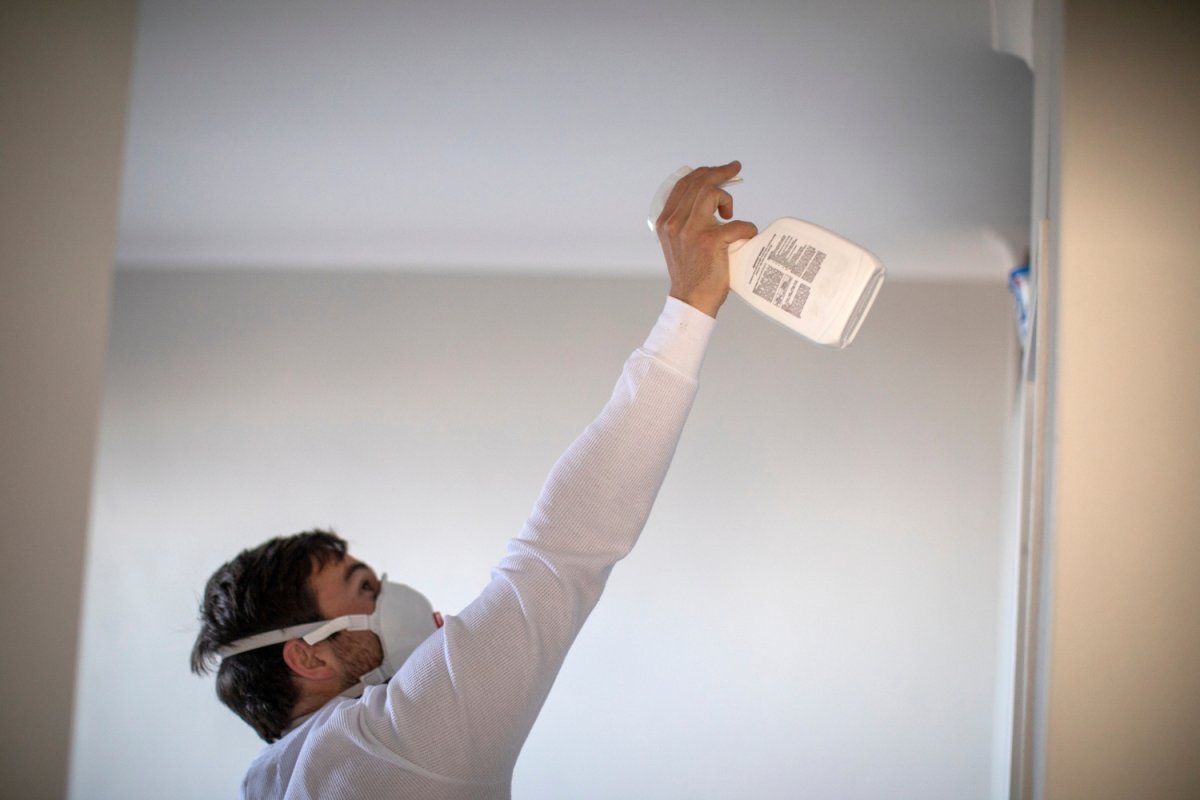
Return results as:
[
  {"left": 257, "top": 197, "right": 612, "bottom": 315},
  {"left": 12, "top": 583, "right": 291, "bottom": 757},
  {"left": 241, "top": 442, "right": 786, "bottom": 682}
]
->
[{"left": 654, "top": 161, "right": 759, "bottom": 318}]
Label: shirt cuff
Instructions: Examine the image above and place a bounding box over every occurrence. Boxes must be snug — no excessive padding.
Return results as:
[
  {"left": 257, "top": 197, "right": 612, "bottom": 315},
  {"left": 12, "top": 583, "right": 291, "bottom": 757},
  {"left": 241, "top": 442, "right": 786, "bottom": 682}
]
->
[{"left": 640, "top": 297, "right": 717, "bottom": 379}]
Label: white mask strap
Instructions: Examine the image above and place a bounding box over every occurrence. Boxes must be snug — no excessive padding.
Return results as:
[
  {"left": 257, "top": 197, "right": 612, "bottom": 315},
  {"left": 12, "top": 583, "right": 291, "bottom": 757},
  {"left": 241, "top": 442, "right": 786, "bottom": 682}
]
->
[
  {"left": 218, "top": 613, "right": 371, "bottom": 658},
  {"left": 301, "top": 614, "right": 370, "bottom": 645}
]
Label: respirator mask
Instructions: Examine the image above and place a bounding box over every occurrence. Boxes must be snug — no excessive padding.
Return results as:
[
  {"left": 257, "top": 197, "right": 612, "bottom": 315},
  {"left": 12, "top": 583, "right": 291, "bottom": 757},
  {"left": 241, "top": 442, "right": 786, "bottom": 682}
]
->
[{"left": 219, "top": 577, "right": 438, "bottom": 687}]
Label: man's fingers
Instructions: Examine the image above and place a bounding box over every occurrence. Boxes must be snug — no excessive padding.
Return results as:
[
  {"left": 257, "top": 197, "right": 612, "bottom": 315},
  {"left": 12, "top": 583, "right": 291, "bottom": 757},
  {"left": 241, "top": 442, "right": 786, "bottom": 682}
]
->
[
  {"left": 686, "top": 161, "right": 742, "bottom": 212},
  {"left": 690, "top": 160, "right": 742, "bottom": 185},
  {"left": 705, "top": 160, "right": 742, "bottom": 184},
  {"left": 715, "top": 219, "right": 758, "bottom": 244},
  {"left": 701, "top": 188, "right": 734, "bottom": 220},
  {"left": 660, "top": 161, "right": 742, "bottom": 228}
]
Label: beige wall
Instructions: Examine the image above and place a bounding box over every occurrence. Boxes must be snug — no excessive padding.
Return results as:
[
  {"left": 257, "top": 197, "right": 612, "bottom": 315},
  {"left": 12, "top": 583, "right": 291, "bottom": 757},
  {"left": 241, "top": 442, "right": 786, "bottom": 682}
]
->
[
  {"left": 0, "top": 2, "right": 135, "bottom": 797},
  {"left": 1040, "top": 1, "right": 1200, "bottom": 797}
]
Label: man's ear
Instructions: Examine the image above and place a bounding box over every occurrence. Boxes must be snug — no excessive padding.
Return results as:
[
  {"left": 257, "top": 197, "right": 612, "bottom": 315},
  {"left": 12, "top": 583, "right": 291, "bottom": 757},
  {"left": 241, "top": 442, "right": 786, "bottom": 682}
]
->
[{"left": 282, "top": 638, "right": 337, "bottom": 681}]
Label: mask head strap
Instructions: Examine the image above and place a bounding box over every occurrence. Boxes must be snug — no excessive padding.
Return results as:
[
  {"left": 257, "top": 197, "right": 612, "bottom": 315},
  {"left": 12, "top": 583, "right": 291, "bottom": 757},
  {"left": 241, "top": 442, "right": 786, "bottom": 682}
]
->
[{"left": 218, "top": 613, "right": 371, "bottom": 659}]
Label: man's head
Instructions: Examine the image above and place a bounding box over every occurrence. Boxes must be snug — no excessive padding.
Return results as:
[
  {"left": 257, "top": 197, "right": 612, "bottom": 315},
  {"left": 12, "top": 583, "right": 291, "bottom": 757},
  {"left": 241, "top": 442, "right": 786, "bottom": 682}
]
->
[{"left": 191, "top": 529, "right": 384, "bottom": 742}]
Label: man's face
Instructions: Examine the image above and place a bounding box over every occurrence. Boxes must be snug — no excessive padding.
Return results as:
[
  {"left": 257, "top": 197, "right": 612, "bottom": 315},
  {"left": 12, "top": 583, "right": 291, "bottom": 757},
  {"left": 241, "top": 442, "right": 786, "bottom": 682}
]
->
[
  {"left": 305, "top": 554, "right": 445, "bottom": 690},
  {"left": 309, "top": 555, "right": 385, "bottom": 687}
]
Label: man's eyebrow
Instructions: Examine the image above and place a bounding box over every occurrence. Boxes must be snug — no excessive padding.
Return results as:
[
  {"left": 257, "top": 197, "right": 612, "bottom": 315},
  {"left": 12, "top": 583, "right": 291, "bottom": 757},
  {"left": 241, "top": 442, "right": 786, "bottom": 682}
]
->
[{"left": 343, "top": 562, "right": 370, "bottom": 584}]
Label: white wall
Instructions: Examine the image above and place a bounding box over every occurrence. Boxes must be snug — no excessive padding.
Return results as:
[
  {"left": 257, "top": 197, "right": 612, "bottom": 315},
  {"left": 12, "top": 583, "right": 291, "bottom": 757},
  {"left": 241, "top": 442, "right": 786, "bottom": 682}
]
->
[
  {"left": 117, "top": 0, "right": 1032, "bottom": 283},
  {"left": 74, "top": 271, "right": 1017, "bottom": 799},
  {"left": 0, "top": 3, "right": 134, "bottom": 798},
  {"left": 1034, "top": 1, "right": 1200, "bottom": 797}
]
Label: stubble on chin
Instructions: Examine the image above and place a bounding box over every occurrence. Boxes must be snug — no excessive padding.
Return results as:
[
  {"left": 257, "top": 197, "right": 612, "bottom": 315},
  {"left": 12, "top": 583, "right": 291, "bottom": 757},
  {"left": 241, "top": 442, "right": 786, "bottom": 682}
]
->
[{"left": 330, "top": 631, "right": 383, "bottom": 689}]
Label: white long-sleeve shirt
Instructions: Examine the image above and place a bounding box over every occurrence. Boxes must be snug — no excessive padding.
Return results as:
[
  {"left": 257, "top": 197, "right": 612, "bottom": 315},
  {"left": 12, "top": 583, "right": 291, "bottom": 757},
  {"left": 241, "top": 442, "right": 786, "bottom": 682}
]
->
[{"left": 242, "top": 298, "right": 715, "bottom": 799}]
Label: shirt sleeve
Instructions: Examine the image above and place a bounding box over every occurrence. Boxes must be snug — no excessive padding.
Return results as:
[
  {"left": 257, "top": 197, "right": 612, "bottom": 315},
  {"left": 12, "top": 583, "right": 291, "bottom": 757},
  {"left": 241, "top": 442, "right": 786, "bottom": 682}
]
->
[
  {"left": 641, "top": 296, "right": 716, "bottom": 378},
  {"left": 362, "top": 297, "right": 715, "bottom": 785}
]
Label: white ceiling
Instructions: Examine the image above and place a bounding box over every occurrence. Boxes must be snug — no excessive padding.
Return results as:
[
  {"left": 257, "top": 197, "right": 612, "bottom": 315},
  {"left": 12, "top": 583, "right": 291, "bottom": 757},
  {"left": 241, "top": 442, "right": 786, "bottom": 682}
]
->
[{"left": 117, "top": 0, "right": 1032, "bottom": 281}]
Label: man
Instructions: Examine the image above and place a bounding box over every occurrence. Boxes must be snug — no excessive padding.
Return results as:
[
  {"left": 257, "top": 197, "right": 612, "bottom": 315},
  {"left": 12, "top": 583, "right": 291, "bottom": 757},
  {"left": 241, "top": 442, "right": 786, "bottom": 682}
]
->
[{"left": 192, "top": 162, "right": 757, "bottom": 799}]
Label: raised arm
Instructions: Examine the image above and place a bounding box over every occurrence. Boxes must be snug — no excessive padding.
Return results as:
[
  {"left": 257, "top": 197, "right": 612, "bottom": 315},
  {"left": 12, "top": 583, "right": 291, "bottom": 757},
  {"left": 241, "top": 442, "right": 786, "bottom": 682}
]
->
[{"left": 370, "top": 162, "right": 758, "bottom": 786}]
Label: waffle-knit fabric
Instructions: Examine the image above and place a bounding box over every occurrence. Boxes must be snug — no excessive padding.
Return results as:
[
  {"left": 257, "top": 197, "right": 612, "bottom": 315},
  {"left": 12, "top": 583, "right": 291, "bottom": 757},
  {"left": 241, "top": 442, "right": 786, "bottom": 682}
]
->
[{"left": 242, "top": 298, "right": 715, "bottom": 799}]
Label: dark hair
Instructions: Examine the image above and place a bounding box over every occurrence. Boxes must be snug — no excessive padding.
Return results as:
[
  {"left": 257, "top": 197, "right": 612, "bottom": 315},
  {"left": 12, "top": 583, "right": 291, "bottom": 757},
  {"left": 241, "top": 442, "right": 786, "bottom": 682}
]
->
[{"left": 191, "top": 529, "right": 348, "bottom": 742}]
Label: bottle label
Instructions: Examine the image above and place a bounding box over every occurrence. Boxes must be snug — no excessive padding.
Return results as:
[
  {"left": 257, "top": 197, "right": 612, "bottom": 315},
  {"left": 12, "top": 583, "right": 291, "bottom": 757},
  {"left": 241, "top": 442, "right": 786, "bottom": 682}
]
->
[{"left": 747, "top": 234, "right": 828, "bottom": 319}]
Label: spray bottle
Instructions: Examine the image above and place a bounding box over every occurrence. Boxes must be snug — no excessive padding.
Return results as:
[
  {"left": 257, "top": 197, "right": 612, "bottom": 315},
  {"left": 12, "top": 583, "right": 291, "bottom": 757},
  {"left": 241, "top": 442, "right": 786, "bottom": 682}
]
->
[{"left": 648, "top": 166, "right": 885, "bottom": 348}]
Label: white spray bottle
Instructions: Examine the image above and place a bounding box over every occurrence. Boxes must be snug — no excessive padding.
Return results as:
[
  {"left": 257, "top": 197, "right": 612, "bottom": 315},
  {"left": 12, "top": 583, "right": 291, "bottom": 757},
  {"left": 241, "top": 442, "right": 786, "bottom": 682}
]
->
[{"left": 648, "top": 166, "right": 885, "bottom": 348}]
